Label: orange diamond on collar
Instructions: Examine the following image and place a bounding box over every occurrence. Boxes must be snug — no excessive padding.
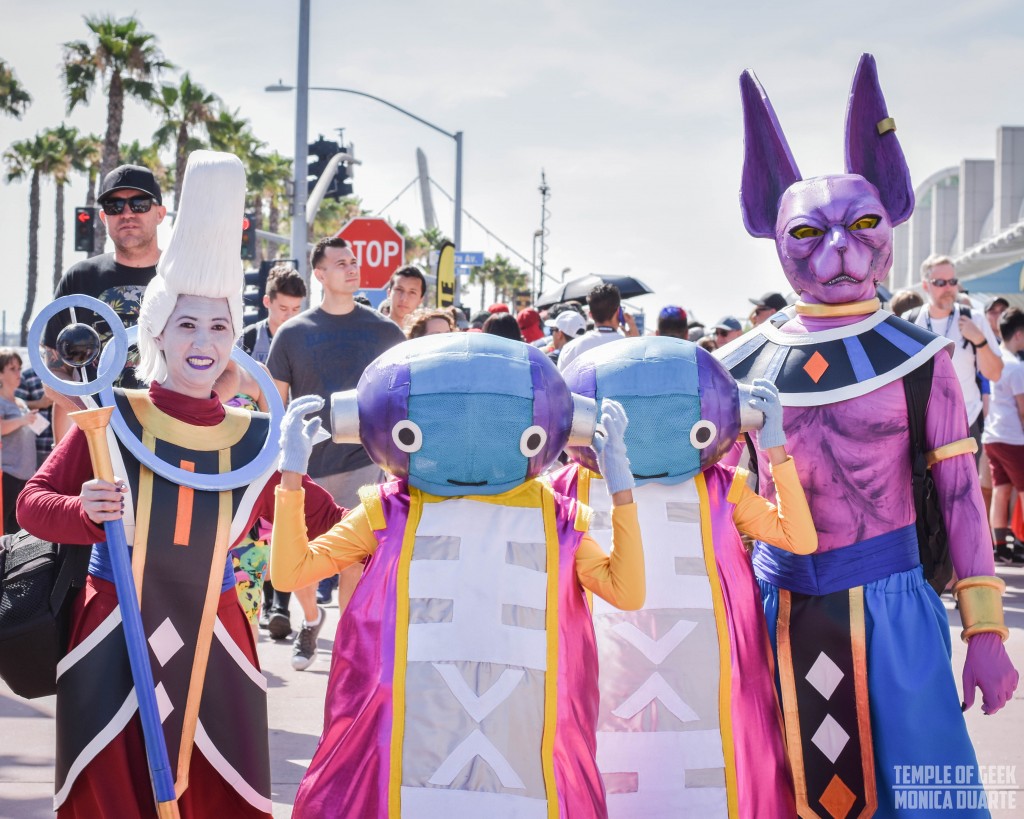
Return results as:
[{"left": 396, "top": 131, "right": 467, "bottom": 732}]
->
[
  {"left": 819, "top": 773, "right": 856, "bottom": 819},
  {"left": 804, "top": 351, "right": 829, "bottom": 383}
]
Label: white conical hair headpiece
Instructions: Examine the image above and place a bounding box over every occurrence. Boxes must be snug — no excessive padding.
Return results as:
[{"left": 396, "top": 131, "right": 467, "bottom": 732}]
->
[{"left": 137, "top": 150, "right": 246, "bottom": 384}]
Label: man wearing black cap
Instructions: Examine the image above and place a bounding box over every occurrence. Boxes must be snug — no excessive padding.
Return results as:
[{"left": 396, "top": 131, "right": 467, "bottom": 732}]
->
[
  {"left": 45, "top": 164, "right": 166, "bottom": 440},
  {"left": 748, "top": 291, "right": 788, "bottom": 326}
]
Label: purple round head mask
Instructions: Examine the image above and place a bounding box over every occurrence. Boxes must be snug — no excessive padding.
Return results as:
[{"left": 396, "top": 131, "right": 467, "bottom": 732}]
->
[
  {"left": 738, "top": 54, "right": 914, "bottom": 306},
  {"left": 353, "top": 333, "right": 574, "bottom": 496},
  {"left": 561, "top": 336, "right": 741, "bottom": 486}
]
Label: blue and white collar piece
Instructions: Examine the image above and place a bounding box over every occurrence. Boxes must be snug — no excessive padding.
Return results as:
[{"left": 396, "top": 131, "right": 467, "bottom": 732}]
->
[{"left": 714, "top": 308, "right": 953, "bottom": 408}]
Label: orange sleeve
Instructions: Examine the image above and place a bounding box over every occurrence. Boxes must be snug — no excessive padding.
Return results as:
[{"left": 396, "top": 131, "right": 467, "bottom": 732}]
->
[
  {"left": 729, "top": 457, "right": 817, "bottom": 555},
  {"left": 574, "top": 501, "right": 645, "bottom": 609},
  {"left": 270, "top": 486, "right": 378, "bottom": 591}
]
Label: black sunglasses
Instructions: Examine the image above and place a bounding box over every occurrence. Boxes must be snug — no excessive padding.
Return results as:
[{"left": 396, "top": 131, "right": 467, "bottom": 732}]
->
[
  {"left": 928, "top": 277, "right": 959, "bottom": 288},
  {"left": 101, "top": 196, "right": 157, "bottom": 215}
]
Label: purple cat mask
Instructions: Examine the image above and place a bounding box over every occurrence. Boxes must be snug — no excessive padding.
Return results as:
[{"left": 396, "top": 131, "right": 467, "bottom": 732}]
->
[{"left": 739, "top": 54, "right": 914, "bottom": 306}]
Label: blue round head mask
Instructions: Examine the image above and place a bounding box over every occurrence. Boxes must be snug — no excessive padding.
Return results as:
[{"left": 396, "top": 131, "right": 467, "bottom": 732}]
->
[
  {"left": 562, "top": 336, "right": 740, "bottom": 485},
  {"left": 357, "top": 333, "right": 573, "bottom": 496}
]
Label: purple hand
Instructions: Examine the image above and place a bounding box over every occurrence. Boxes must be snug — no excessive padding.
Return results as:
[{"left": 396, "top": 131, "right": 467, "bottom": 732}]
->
[{"left": 962, "top": 632, "right": 1019, "bottom": 715}]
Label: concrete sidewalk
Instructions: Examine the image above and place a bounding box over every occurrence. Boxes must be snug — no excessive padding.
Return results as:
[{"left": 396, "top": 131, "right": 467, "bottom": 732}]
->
[{"left": 1, "top": 568, "right": 1022, "bottom": 818}]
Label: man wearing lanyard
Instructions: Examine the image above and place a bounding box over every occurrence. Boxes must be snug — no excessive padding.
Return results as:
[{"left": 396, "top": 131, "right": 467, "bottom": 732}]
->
[{"left": 912, "top": 254, "right": 1003, "bottom": 461}]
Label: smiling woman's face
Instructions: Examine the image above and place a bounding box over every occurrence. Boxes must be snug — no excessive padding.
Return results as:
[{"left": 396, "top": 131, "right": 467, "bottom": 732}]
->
[{"left": 153, "top": 295, "right": 234, "bottom": 398}]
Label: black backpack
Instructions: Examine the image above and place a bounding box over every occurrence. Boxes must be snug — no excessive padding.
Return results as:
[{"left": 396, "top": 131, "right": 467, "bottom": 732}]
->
[
  {"left": 0, "top": 532, "right": 91, "bottom": 698},
  {"left": 903, "top": 357, "right": 953, "bottom": 595}
]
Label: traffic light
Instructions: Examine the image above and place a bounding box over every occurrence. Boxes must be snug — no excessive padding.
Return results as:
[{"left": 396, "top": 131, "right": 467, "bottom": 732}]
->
[
  {"left": 242, "top": 258, "right": 299, "bottom": 325},
  {"left": 74, "top": 207, "right": 96, "bottom": 253},
  {"left": 241, "top": 213, "right": 257, "bottom": 260},
  {"left": 242, "top": 262, "right": 271, "bottom": 324},
  {"left": 308, "top": 136, "right": 353, "bottom": 200},
  {"left": 333, "top": 161, "right": 353, "bottom": 198},
  {"left": 308, "top": 136, "right": 341, "bottom": 195}
]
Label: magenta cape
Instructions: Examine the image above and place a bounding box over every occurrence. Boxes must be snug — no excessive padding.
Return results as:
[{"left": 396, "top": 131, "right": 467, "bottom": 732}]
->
[{"left": 293, "top": 478, "right": 611, "bottom": 819}]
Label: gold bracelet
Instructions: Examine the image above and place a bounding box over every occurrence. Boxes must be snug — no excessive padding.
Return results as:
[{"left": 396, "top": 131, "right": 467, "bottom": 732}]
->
[
  {"left": 953, "top": 576, "right": 1009, "bottom": 643},
  {"left": 926, "top": 438, "right": 978, "bottom": 468}
]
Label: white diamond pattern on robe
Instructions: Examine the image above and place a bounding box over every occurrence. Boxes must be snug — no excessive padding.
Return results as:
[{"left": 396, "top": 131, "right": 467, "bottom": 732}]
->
[
  {"left": 811, "top": 714, "right": 849, "bottom": 764},
  {"left": 149, "top": 617, "right": 184, "bottom": 667},
  {"left": 154, "top": 682, "right": 174, "bottom": 722},
  {"left": 805, "top": 651, "right": 844, "bottom": 701}
]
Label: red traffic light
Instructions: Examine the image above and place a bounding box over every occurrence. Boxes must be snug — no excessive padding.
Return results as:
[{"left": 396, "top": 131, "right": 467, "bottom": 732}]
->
[
  {"left": 242, "top": 216, "right": 251, "bottom": 231},
  {"left": 77, "top": 210, "right": 93, "bottom": 224}
]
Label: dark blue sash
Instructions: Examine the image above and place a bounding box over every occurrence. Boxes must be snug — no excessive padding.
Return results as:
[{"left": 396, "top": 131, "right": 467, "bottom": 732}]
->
[{"left": 752, "top": 523, "right": 919, "bottom": 596}]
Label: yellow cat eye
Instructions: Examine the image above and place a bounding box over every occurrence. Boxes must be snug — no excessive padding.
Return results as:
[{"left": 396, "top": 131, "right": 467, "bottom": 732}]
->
[
  {"left": 789, "top": 225, "right": 825, "bottom": 240},
  {"left": 848, "top": 215, "right": 881, "bottom": 231}
]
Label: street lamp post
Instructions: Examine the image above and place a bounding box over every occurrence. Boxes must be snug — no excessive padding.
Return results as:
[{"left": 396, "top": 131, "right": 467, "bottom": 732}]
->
[
  {"left": 266, "top": 81, "right": 464, "bottom": 300},
  {"left": 291, "top": 0, "right": 310, "bottom": 290}
]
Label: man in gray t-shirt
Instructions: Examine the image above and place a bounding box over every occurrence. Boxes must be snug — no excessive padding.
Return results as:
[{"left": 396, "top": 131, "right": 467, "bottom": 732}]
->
[
  {"left": 268, "top": 298, "right": 404, "bottom": 477},
  {"left": 267, "top": 236, "right": 405, "bottom": 670}
]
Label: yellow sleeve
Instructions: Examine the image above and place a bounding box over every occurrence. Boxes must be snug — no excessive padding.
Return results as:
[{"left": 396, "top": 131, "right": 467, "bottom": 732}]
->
[
  {"left": 270, "top": 486, "right": 379, "bottom": 591},
  {"left": 729, "top": 457, "right": 817, "bottom": 555},
  {"left": 574, "top": 502, "right": 645, "bottom": 610}
]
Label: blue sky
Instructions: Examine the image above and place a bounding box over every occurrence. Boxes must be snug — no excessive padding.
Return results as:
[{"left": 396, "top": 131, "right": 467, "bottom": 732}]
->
[{"left": 2, "top": 0, "right": 1023, "bottom": 335}]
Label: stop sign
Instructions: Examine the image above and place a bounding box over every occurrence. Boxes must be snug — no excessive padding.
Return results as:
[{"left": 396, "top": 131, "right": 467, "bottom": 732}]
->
[{"left": 337, "top": 218, "right": 405, "bottom": 290}]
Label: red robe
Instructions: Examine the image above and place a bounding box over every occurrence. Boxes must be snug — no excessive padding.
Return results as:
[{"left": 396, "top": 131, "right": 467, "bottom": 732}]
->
[{"left": 19, "top": 383, "right": 344, "bottom": 818}]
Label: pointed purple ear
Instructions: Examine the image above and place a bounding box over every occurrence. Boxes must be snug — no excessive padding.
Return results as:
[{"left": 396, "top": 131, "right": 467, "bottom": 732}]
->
[
  {"left": 844, "top": 53, "right": 914, "bottom": 226},
  {"left": 739, "top": 69, "right": 802, "bottom": 239}
]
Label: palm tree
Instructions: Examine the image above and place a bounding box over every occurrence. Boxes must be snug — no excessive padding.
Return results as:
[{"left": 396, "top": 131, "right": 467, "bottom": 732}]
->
[
  {"left": 120, "top": 138, "right": 170, "bottom": 192},
  {"left": 261, "top": 151, "right": 292, "bottom": 250},
  {"left": 309, "top": 196, "right": 367, "bottom": 243},
  {"left": 153, "top": 73, "right": 218, "bottom": 209},
  {"left": 62, "top": 14, "right": 172, "bottom": 251},
  {"left": 0, "top": 58, "right": 31, "bottom": 119},
  {"left": 3, "top": 135, "right": 52, "bottom": 343},
  {"left": 246, "top": 149, "right": 293, "bottom": 262},
  {"left": 473, "top": 255, "right": 527, "bottom": 306},
  {"left": 208, "top": 106, "right": 263, "bottom": 159},
  {"left": 42, "top": 126, "right": 102, "bottom": 284}
]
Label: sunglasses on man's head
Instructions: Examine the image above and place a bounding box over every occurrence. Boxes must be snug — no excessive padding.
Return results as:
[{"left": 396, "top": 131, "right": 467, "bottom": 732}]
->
[
  {"left": 928, "top": 277, "right": 958, "bottom": 288},
  {"left": 101, "top": 196, "right": 156, "bottom": 215}
]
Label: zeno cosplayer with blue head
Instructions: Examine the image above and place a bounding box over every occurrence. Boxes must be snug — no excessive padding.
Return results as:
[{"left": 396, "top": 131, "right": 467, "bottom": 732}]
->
[
  {"left": 270, "top": 332, "right": 646, "bottom": 819},
  {"left": 555, "top": 336, "right": 816, "bottom": 818}
]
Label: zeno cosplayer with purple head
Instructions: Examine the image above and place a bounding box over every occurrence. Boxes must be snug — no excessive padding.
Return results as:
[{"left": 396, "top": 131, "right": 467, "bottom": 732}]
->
[
  {"left": 716, "top": 54, "right": 1019, "bottom": 818},
  {"left": 269, "top": 332, "right": 646, "bottom": 818}
]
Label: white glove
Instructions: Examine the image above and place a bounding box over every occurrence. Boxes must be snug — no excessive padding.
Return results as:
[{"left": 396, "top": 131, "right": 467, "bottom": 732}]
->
[
  {"left": 594, "top": 399, "right": 635, "bottom": 494},
  {"left": 279, "top": 395, "right": 324, "bottom": 474}
]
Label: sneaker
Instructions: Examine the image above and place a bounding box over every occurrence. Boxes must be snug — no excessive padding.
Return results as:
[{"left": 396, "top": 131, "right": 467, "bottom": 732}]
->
[
  {"left": 268, "top": 608, "right": 292, "bottom": 640},
  {"left": 316, "top": 576, "right": 337, "bottom": 605},
  {"left": 291, "top": 606, "right": 326, "bottom": 671},
  {"left": 995, "top": 544, "right": 1014, "bottom": 564}
]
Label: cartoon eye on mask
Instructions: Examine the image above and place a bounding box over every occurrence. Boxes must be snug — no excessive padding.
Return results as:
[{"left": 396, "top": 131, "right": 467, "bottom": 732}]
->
[
  {"left": 690, "top": 419, "right": 718, "bottom": 450},
  {"left": 520, "top": 425, "right": 548, "bottom": 457},
  {"left": 392, "top": 419, "right": 423, "bottom": 453},
  {"left": 789, "top": 225, "right": 824, "bottom": 240},
  {"left": 848, "top": 215, "right": 881, "bottom": 231}
]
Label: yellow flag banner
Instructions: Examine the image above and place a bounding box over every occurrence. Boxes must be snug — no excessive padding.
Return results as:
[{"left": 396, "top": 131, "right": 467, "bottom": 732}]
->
[{"left": 436, "top": 241, "right": 455, "bottom": 308}]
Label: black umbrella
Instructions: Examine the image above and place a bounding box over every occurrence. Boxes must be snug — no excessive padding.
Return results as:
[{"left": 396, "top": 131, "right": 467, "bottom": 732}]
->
[{"left": 535, "top": 273, "right": 654, "bottom": 309}]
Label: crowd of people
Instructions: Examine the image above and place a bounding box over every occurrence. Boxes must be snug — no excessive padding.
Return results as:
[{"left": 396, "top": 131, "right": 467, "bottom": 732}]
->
[{"left": 1, "top": 143, "right": 1019, "bottom": 818}]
